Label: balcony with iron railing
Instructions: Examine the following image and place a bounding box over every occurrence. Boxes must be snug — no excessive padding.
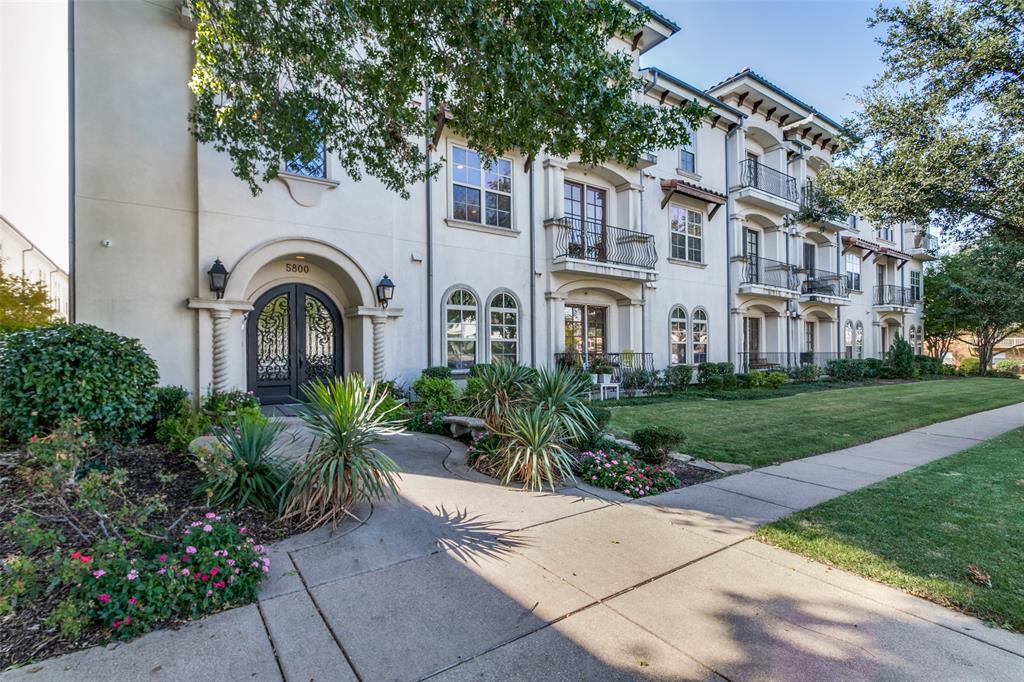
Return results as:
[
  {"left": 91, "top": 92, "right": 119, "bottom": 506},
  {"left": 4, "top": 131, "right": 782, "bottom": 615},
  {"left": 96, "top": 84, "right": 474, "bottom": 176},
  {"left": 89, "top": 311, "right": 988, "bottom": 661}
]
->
[
  {"left": 873, "top": 284, "right": 915, "bottom": 309},
  {"left": 738, "top": 351, "right": 849, "bottom": 373},
  {"left": 554, "top": 351, "right": 656, "bottom": 385},
  {"left": 736, "top": 159, "right": 800, "bottom": 206},
  {"left": 800, "top": 267, "right": 849, "bottom": 301},
  {"left": 548, "top": 217, "right": 658, "bottom": 278},
  {"left": 909, "top": 232, "right": 939, "bottom": 260},
  {"left": 738, "top": 256, "right": 800, "bottom": 295},
  {"left": 800, "top": 181, "right": 849, "bottom": 227}
]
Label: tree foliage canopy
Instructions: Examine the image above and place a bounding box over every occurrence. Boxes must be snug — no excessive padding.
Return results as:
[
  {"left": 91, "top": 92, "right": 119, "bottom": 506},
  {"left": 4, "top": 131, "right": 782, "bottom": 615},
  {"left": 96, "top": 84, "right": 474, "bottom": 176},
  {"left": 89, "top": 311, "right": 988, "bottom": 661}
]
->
[
  {"left": 819, "top": 0, "right": 1024, "bottom": 243},
  {"left": 0, "top": 263, "right": 57, "bottom": 332},
  {"left": 186, "top": 0, "right": 706, "bottom": 196},
  {"left": 923, "top": 236, "right": 1024, "bottom": 372}
]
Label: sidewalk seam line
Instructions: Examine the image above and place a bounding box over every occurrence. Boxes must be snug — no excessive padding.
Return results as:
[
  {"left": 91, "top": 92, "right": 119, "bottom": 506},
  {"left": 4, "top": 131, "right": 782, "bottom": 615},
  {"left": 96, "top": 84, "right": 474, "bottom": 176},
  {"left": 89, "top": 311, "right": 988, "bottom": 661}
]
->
[{"left": 255, "top": 601, "right": 288, "bottom": 682}]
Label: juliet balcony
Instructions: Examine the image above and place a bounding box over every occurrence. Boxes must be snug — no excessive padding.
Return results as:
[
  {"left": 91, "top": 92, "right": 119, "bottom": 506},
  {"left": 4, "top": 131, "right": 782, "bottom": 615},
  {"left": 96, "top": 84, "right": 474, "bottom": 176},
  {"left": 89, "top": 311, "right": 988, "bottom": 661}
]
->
[
  {"left": 734, "top": 159, "right": 800, "bottom": 212},
  {"left": 547, "top": 217, "right": 658, "bottom": 282},
  {"left": 873, "top": 284, "right": 916, "bottom": 312},
  {"left": 737, "top": 256, "right": 800, "bottom": 299}
]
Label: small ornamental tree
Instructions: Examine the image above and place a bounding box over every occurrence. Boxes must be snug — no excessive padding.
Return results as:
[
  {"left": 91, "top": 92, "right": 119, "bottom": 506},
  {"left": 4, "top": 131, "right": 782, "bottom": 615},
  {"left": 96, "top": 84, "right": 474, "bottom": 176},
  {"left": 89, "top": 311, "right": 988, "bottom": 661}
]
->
[
  {"left": 185, "top": 0, "right": 706, "bottom": 196},
  {"left": 0, "top": 262, "right": 57, "bottom": 331}
]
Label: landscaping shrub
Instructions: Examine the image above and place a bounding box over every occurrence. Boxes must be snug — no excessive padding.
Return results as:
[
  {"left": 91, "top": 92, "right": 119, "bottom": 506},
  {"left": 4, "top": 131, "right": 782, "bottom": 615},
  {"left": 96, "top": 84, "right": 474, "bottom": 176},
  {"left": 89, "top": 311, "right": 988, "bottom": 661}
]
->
[
  {"left": 0, "top": 324, "right": 158, "bottom": 443},
  {"left": 202, "top": 390, "right": 262, "bottom": 422},
  {"left": 827, "top": 359, "right": 864, "bottom": 381},
  {"left": 156, "top": 411, "right": 213, "bottom": 453},
  {"left": 993, "top": 359, "right": 1021, "bottom": 374},
  {"left": 407, "top": 410, "right": 447, "bottom": 434},
  {"left": 914, "top": 355, "right": 943, "bottom": 376},
  {"left": 192, "top": 416, "right": 292, "bottom": 512},
  {"left": 532, "top": 366, "right": 597, "bottom": 444},
  {"left": 787, "top": 363, "right": 822, "bottom": 383},
  {"left": 622, "top": 368, "right": 658, "bottom": 394},
  {"left": 467, "top": 363, "right": 492, "bottom": 378},
  {"left": 489, "top": 405, "right": 575, "bottom": 491},
  {"left": 959, "top": 357, "right": 981, "bottom": 375},
  {"left": 863, "top": 358, "right": 883, "bottom": 378},
  {"left": 420, "top": 366, "right": 453, "bottom": 380},
  {"left": 696, "top": 362, "right": 719, "bottom": 385},
  {"left": 667, "top": 364, "right": 693, "bottom": 391},
  {"left": 631, "top": 425, "right": 685, "bottom": 465},
  {"left": 590, "top": 406, "right": 612, "bottom": 432},
  {"left": 147, "top": 386, "right": 191, "bottom": 434},
  {"left": 283, "top": 376, "right": 403, "bottom": 529},
  {"left": 764, "top": 371, "right": 787, "bottom": 389},
  {"left": 64, "top": 515, "right": 268, "bottom": 640},
  {"left": 885, "top": 335, "right": 916, "bottom": 379},
  {"left": 411, "top": 374, "right": 461, "bottom": 413},
  {"left": 577, "top": 449, "right": 679, "bottom": 498},
  {"left": 704, "top": 375, "right": 724, "bottom": 390},
  {"left": 379, "top": 378, "right": 409, "bottom": 400},
  {"left": 697, "top": 361, "right": 735, "bottom": 387},
  {"left": 465, "top": 362, "right": 534, "bottom": 430}
]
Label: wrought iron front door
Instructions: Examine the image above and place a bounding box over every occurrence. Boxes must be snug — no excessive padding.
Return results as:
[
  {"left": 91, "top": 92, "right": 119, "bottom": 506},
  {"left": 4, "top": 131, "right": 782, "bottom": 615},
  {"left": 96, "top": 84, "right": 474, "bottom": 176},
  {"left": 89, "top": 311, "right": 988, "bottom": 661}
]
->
[{"left": 247, "top": 284, "right": 343, "bottom": 404}]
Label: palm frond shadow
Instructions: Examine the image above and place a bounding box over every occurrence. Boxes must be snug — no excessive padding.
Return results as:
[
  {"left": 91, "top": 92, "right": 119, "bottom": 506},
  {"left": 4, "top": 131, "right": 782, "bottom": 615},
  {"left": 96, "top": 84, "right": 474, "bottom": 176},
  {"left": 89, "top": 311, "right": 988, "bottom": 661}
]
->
[{"left": 429, "top": 504, "right": 532, "bottom": 564}]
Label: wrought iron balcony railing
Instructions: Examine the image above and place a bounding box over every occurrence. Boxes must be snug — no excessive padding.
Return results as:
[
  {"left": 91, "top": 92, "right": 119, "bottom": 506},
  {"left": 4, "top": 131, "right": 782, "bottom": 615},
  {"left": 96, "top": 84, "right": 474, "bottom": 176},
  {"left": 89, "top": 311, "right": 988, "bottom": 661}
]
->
[
  {"left": 874, "top": 284, "right": 914, "bottom": 307},
  {"left": 738, "top": 351, "right": 848, "bottom": 373},
  {"left": 740, "top": 256, "right": 800, "bottom": 290},
  {"left": 551, "top": 217, "right": 657, "bottom": 270},
  {"left": 554, "top": 351, "right": 655, "bottom": 384},
  {"left": 801, "top": 268, "right": 849, "bottom": 298},
  {"left": 738, "top": 159, "right": 799, "bottom": 203},
  {"left": 912, "top": 232, "right": 939, "bottom": 254},
  {"left": 800, "top": 181, "right": 849, "bottom": 222}
]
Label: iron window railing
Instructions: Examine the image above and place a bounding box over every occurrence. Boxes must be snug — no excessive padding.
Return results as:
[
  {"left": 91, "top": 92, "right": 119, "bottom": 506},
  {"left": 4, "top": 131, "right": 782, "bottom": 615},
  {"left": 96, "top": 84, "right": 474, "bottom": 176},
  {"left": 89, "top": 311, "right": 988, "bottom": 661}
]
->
[
  {"left": 551, "top": 217, "right": 657, "bottom": 270},
  {"left": 738, "top": 159, "right": 799, "bottom": 203},
  {"left": 874, "top": 284, "right": 914, "bottom": 307},
  {"left": 554, "top": 351, "right": 655, "bottom": 384},
  {"left": 740, "top": 256, "right": 800, "bottom": 290},
  {"left": 801, "top": 268, "right": 849, "bottom": 298}
]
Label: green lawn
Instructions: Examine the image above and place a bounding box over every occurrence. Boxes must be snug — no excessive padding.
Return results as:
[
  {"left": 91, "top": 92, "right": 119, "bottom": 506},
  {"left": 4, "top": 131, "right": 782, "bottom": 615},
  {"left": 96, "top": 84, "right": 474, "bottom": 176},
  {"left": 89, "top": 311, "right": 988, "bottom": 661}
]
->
[
  {"left": 607, "top": 378, "right": 1024, "bottom": 467},
  {"left": 756, "top": 427, "right": 1024, "bottom": 632}
]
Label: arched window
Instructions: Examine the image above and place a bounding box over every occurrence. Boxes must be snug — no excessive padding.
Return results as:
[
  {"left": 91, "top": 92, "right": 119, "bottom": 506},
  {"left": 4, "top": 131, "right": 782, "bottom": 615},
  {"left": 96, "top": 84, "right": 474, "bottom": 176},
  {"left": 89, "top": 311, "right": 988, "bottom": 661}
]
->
[
  {"left": 670, "top": 307, "right": 687, "bottom": 365},
  {"left": 692, "top": 309, "right": 709, "bottom": 364},
  {"left": 917, "top": 325, "right": 925, "bottom": 355},
  {"left": 855, "top": 322, "right": 864, "bottom": 359},
  {"left": 844, "top": 321, "right": 854, "bottom": 358},
  {"left": 445, "top": 288, "right": 477, "bottom": 371},
  {"left": 488, "top": 292, "right": 519, "bottom": 363},
  {"left": 908, "top": 325, "right": 916, "bottom": 351}
]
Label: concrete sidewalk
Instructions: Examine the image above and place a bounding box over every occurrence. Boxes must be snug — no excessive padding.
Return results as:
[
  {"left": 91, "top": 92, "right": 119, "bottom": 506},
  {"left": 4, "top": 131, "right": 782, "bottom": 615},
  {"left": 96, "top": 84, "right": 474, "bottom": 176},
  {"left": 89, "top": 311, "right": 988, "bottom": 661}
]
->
[{"left": 6, "top": 401, "right": 1024, "bottom": 681}]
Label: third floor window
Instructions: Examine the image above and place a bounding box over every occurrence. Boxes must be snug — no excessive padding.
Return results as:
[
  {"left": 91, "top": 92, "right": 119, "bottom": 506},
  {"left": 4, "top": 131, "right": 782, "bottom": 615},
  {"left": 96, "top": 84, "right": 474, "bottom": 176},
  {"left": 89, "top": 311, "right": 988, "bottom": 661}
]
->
[
  {"left": 452, "top": 146, "right": 512, "bottom": 228},
  {"left": 679, "top": 124, "right": 696, "bottom": 174}
]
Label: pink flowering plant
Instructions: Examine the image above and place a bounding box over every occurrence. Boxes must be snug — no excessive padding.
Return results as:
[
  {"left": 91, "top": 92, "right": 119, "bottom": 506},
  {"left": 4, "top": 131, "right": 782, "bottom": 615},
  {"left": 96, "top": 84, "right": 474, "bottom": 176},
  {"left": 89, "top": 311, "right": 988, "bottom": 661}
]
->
[
  {"left": 577, "top": 449, "right": 679, "bottom": 499},
  {"left": 65, "top": 515, "right": 268, "bottom": 639}
]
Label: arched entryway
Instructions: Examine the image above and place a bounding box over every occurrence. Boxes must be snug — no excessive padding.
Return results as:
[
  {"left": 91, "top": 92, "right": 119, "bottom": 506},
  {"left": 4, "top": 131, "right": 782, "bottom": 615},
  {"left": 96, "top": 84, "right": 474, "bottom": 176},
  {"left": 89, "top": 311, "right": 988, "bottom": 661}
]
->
[{"left": 246, "top": 283, "right": 343, "bottom": 404}]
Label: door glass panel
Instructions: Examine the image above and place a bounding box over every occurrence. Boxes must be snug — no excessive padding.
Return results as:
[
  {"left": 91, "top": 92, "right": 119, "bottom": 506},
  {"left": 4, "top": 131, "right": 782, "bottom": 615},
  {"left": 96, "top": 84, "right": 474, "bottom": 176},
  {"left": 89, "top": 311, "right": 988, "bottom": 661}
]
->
[
  {"left": 256, "top": 294, "right": 290, "bottom": 382},
  {"left": 586, "top": 306, "right": 607, "bottom": 355},
  {"left": 303, "top": 294, "right": 336, "bottom": 383},
  {"left": 585, "top": 188, "right": 606, "bottom": 261},
  {"left": 744, "top": 317, "right": 761, "bottom": 354},
  {"left": 804, "top": 243, "right": 815, "bottom": 271},
  {"left": 563, "top": 304, "right": 584, "bottom": 356}
]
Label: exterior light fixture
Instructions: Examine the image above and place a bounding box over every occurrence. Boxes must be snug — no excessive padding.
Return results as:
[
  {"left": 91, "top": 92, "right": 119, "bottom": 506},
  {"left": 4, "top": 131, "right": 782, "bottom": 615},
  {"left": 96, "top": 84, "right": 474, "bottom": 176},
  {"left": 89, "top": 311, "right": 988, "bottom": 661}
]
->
[
  {"left": 208, "top": 258, "right": 229, "bottom": 299},
  {"left": 376, "top": 274, "right": 395, "bottom": 309}
]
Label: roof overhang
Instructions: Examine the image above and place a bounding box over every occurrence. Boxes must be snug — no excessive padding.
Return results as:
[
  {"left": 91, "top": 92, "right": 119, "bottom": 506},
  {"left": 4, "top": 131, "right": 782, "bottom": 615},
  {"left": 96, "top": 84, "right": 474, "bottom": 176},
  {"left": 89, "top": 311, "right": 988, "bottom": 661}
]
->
[
  {"left": 623, "top": 0, "right": 679, "bottom": 54},
  {"left": 642, "top": 67, "right": 745, "bottom": 129},
  {"left": 660, "top": 178, "right": 727, "bottom": 219}
]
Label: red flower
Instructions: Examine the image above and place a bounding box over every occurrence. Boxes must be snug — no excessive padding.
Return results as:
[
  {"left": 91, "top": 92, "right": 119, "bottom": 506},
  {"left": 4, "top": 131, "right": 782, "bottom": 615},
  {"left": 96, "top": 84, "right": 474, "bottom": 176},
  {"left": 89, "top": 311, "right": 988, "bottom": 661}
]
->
[
  {"left": 98, "top": 593, "right": 111, "bottom": 604},
  {"left": 200, "top": 574, "right": 210, "bottom": 582},
  {"left": 209, "top": 567, "right": 219, "bottom": 576},
  {"left": 79, "top": 555, "right": 93, "bottom": 564},
  {"left": 71, "top": 551, "right": 81, "bottom": 560},
  {"left": 213, "top": 580, "right": 226, "bottom": 589}
]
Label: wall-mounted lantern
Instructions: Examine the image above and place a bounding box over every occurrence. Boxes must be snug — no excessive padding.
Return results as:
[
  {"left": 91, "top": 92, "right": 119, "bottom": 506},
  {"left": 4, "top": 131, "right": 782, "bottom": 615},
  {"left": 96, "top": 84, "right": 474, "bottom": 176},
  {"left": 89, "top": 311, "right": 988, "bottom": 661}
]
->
[
  {"left": 376, "top": 274, "right": 395, "bottom": 309},
  {"left": 208, "top": 258, "right": 229, "bottom": 299}
]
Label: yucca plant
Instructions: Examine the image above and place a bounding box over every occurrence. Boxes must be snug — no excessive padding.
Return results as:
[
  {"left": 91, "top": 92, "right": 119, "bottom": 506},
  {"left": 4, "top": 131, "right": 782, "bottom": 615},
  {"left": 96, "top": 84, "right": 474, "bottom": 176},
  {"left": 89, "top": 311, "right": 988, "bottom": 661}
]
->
[
  {"left": 531, "top": 366, "right": 597, "bottom": 444},
  {"left": 465, "top": 362, "right": 535, "bottom": 431},
  {"left": 282, "top": 375, "right": 404, "bottom": 530},
  {"left": 202, "top": 415, "right": 292, "bottom": 511},
  {"left": 494, "top": 406, "right": 575, "bottom": 491}
]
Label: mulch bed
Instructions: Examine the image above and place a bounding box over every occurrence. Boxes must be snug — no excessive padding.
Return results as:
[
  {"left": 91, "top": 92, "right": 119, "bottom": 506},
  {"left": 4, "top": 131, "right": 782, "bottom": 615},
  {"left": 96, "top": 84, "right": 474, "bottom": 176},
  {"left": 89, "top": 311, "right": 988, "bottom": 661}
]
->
[
  {"left": 662, "top": 459, "right": 724, "bottom": 488},
  {"left": 0, "top": 441, "right": 294, "bottom": 672}
]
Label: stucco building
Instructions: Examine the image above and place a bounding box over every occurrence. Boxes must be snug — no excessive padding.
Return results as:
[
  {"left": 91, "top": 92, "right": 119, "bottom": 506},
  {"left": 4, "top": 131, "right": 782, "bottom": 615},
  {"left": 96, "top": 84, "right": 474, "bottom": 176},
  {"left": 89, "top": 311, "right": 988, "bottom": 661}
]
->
[
  {"left": 1, "top": 214, "right": 69, "bottom": 320},
  {"left": 70, "top": 0, "right": 930, "bottom": 402}
]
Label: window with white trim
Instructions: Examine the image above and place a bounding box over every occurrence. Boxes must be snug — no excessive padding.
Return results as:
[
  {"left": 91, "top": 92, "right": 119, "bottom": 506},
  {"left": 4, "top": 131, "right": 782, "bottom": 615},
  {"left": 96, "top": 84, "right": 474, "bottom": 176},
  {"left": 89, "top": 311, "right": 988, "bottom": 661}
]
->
[
  {"left": 679, "top": 124, "right": 696, "bottom": 174},
  {"left": 445, "top": 288, "right": 478, "bottom": 371},
  {"left": 844, "top": 321, "right": 854, "bottom": 358},
  {"left": 488, "top": 292, "right": 519, "bottom": 363},
  {"left": 855, "top": 321, "right": 864, "bottom": 359},
  {"left": 670, "top": 307, "right": 687, "bottom": 365},
  {"left": 452, "top": 146, "right": 512, "bottom": 228},
  {"left": 845, "top": 254, "right": 861, "bottom": 291},
  {"left": 285, "top": 112, "right": 327, "bottom": 178},
  {"left": 692, "top": 309, "right": 708, "bottom": 364},
  {"left": 670, "top": 206, "right": 703, "bottom": 262},
  {"left": 910, "top": 270, "right": 922, "bottom": 301}
]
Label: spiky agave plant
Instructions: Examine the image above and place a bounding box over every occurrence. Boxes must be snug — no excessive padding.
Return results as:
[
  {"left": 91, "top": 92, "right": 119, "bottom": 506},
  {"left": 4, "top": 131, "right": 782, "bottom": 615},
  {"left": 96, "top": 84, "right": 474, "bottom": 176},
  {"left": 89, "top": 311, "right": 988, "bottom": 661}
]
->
[
  {"left": 204, "top": 415, "right": 292, "bottom": 511},
  {"left": 495, "top": 405, "right": 576, "bottom": 491},
  {"left": 282, "top": 375, "right": 404, "bottom": 530},
  {"left": 465, "top": 362, "right": 535, "bottom": 431},
  {"left": 531, "top": 366, "right": 597, "bottom": 444}
]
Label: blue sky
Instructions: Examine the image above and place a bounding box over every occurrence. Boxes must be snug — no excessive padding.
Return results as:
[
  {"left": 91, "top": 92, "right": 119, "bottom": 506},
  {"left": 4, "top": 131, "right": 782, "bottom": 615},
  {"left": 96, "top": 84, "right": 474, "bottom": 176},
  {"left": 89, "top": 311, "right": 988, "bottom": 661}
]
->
[{"left": 640, "top": 0, "right": 887, "bottom": 122}]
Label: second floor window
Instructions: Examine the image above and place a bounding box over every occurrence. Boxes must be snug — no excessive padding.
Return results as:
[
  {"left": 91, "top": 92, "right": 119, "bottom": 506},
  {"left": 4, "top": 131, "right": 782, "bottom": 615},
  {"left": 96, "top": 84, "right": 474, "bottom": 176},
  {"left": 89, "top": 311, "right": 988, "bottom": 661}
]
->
[
  {"left": 910, "top": 270, "right": 922, "bottom": 301},
  {"left": 679, "top": 125, "right": 696, "bottom": 174},
  {"left": 670, "top": 206, "right": 703, "bottom": 262},
  {"left": 845, "top": 254, "right": 861, "bottom": 291},
  {"left": 452, "top": 146, "right": 512, "bottom": 228},
  {"left": 285, "top": 140, "right": 327, "bottom": 178}
]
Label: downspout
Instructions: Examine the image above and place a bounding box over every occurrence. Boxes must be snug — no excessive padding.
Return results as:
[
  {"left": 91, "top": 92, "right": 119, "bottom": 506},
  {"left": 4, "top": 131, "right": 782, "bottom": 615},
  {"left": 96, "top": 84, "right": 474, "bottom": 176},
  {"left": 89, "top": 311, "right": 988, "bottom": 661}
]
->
[
  {"left": 424, "top": 88, "right": 433, "bottom": 367},
  {"left": 724, "top": 124, "right": 736, "bottom": 367},
  {"left": 638, "top": 169, "right": 646, "bottom": 356},
  {"left": 68, "top": 0, "right": 76, "bottom": 322},
  {"left": 528, "top": 160, "right": 536, "bottom": 367},
  {"left": 20, "top": 245, "right": 34, "bottom": 277},
  {"left": 784, "top": 224, "right": 790, "bottom": 361},
  {"left": 835, "top": 228, "right": 843, "bottom": 355}
]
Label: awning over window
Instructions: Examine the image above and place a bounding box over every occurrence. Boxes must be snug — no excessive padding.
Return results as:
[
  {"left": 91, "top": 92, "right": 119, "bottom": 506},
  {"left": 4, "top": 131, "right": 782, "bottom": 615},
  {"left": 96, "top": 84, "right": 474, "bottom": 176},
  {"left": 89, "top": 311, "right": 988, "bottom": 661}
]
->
[
  {"left": 660, "top": 178, "right": 727, "bottom": 219},
  {"left": 842, "top": 236, "right": 912, "bottom": 269}
]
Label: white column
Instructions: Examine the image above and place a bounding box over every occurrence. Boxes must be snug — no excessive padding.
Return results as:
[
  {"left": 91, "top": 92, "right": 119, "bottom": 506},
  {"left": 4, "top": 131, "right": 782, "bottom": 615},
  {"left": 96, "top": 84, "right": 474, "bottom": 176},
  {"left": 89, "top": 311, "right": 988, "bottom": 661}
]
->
[
  {"left": 210, "top": 309, "right": 231, "bottom": 393},
  {"left": 543, "top": 158, "right": 567, "bottom": 220}
]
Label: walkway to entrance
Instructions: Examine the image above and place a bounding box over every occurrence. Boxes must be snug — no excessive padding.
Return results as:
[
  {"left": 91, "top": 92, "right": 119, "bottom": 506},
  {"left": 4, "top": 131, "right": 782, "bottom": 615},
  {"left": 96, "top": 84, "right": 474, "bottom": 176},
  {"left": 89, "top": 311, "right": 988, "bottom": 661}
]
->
[{"left": 7, "top": 403, "right": 1024, "bottom": 681}]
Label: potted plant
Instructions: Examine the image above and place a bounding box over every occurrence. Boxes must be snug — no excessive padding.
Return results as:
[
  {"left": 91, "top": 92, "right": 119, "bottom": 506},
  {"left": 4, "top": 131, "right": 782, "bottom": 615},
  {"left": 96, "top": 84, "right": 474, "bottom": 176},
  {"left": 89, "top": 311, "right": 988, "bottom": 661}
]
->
[{"left": 591, "top": 357, "right": 614, "bottom": 384}]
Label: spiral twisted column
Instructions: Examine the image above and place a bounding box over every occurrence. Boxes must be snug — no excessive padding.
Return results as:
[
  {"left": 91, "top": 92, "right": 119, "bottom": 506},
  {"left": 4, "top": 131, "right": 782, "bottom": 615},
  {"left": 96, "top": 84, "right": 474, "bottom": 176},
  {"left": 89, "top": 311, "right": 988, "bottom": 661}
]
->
[
  {"left": 371, "top": 316, "right": 386, "bottom": 381},
  {"left": 211, "top": 309, "right": 232, "bottom": 393}
]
